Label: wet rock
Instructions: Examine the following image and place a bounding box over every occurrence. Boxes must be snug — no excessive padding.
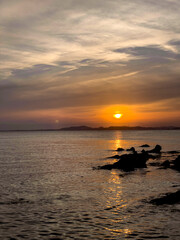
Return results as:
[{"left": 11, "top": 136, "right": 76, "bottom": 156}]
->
[
  {"left": 148, "top": 144, "right": 162, "bottom": 153},
  {"left": 171, "top": 155, "right": 180, "bottom": 171},
  {"left": 167, "top": 151, "right": 180, "bottom": 154},
  {"left": 142, "top": 149, "right": 157, "bottom": 159},
  {"left": 116, "top": 147, "right": 124, "bottom": 151},
  {"left": 149, "top": 162, "right": 161, "bottom": 166},
  {"left": 140, "top": 144, "right": 150, "bottom": 147},
  {"left": 99, "top": 164, "right": 114, "bottom": 170},
  {"left": 126, "top": 147, "right": 136, "bottom": 152},
  {"left": 108, "top": 154, "right": 121, "bottom": 159},
  {"left": 99, "top": 151, "right": 152, "bottom": 172},
  {"left": 160, "top": 160, "right": 170, "bottom": 168},
  {"left": 149, "top": 190, "right": 180, "bottom": 205}
]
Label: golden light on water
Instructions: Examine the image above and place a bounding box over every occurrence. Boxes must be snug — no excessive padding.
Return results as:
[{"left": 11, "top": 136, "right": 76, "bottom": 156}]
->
[{"left": 113, "top": 113, "right": 123, "bottom": 119}]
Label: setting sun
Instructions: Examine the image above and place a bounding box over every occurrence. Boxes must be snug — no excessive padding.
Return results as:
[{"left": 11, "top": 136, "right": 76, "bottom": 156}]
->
[{"left": 113, "top": 113, "right": 123, "bottom": 119}]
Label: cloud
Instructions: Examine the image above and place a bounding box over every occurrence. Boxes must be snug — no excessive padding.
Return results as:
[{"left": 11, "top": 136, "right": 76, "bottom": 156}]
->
[
  {"left": 0, "top": 68, "right": 179, "bottom": 114},
  {"left": 0, "top": 0, "right": 180, "bottom": 128},
  {"left": 114, "top": 45, "right": 178, "bottom": 58},
  {"left": 1, "top": 0, "right": 180, "bottom": 77}
]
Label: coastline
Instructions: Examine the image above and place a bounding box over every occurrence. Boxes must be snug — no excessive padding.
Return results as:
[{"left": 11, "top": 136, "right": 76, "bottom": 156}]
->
[{"left": 0, "top": 125, "right": 180, "bottom": 132}]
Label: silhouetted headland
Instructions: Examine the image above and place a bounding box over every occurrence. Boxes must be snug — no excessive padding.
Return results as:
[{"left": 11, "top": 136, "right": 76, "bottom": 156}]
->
[
  {"left": 1, "top": 125, "right": 180, "bottom": 132},
  {"left": 60, "top": 125, "right": 180, "bottom": 131}
]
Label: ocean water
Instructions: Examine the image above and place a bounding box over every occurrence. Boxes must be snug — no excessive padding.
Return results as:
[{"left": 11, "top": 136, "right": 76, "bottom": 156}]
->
[{"left": 0, "top": 130, "right": 180, "bottom": 240}]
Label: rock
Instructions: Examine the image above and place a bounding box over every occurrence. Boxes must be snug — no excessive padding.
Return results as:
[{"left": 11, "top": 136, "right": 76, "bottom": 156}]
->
[
  {"left": 149, "top": 190, "right": 180, "bottom": 205},
  {"left": 148, "top": 144, "right": 162, "bottom": 153},
  {"left": 142, "top": 149, "right": 158, "bottom": 159},
  {"left": 149, "top": 162, "right": 161, "bottom": 166},
  {"left": 116, "top": 147, "right": 124, "bottom": 151},
  {"left": 126, "top": 147, "right": 136, "bottom": 152},
  {"left": 167, "top": 151, "right": 180, "bottom": 154},
  {"left": 171, "top": 155, "right": 180, "bottom": 171},
  {"left": 160, "top": 160, "right": 170, "bottom": 168},
  {"left": 140, "top": 144, "right": 150, "bottom": 147},
  {"left": 99, "top": 151, "right": 152, "bottom": 172},
  {"left": 99, "top": 164, "right": 114, "bottom": 170},
  {"left": 108, "top": 154, "right": 121, "bottom": 159}
]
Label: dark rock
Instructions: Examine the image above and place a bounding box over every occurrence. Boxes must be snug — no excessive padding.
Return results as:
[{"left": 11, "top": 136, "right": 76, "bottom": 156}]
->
[
  {"left": 98, "top": 164, "right": 114, "bottom": 170},
  {"left": 140, "top": 144, "right": 150, "bottom": 147},
  {"left": 99, "top": 151, "right": 152, "bottom": 172},
  {"left": 142, "top": 149, "right": 158, "bottom": 159},
  {"left": 108, "top": 154, "right": 121, "bottom": 159},
  {"left": 171, "top": 155, "right": 180, "bottom": 171},
  {"left": 149, "top": 190, "right": 180, "bottom": 205},
  {"left": 149, "top": 162, "right": 161, "bottom": 166},
  {"left": 116, "top": 147, "right": 124, "bottom": 151},
  {"left": 148, "top": 144, "right": 162, "bottom": 153},
  {"left": 126, "top": 147, "right": 136, "bottom": 152},
  {"left": 167, "top": 151, "right": 180, "bottom": 154},
  {"left": 160, "top": 160, "right": 170, "bottom": 168}
]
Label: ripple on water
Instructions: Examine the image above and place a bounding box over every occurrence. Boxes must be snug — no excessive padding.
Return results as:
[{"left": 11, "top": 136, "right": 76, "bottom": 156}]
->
[{"left": 0, "top": 131, "right": 180, "bottom": 239}]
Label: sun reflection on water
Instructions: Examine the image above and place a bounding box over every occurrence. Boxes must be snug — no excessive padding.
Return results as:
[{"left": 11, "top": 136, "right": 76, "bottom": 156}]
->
[
  {"left": 114, "top": 131, "right": 123, "bottom": 150},
  {"left": 104, "top": 171, "right": 124, "bottom": 210},
  {"left": 115, "top": 139, "right": 122, "bottom": 150},
  {"left": 102, "top": 169, "right": 136, "bottom": 238},
  {"left": 104, "top": 227, "right": 133, "bottom": 236}
]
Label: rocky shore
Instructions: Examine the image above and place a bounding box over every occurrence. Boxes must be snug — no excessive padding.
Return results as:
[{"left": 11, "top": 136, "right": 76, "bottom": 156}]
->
[{"left": 95, "top": 144, "right": 180, "bottom": 205}]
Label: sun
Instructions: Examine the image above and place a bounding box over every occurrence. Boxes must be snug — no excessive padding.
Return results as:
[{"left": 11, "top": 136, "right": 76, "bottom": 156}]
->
[{"left": 113, "top": 113, "right": 123, "bottom": 119}]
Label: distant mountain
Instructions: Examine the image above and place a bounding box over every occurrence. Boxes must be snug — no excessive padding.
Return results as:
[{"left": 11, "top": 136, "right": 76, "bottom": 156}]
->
[
  {"left": 1, "top": 125, "right": 180, "bottom": 132},
  {"left": 60, "top": 125, "right": 92, "bottom": 131},
  {"left": 60, "top": 125, "right": 180, "bottom": 131}
]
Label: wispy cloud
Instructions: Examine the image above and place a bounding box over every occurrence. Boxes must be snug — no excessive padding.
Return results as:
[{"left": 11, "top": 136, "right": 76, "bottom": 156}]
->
[{"left": 0, "top": 0, "right": 180, "bottom": 128}]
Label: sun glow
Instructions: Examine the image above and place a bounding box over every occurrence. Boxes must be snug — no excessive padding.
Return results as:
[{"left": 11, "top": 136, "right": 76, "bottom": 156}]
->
[{"left": 113, "top": 113, "right": 123, "bottom": 119}]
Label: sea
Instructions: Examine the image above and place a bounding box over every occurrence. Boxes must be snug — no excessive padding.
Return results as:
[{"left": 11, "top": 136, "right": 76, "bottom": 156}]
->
[{"left": 0, "top": 130, "right": 180, "bottom": 240}]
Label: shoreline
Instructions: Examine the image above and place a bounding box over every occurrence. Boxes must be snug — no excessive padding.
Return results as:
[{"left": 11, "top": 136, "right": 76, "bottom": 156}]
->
[{"left": 0, "top": 126, "right": 180, "bottom": 132}]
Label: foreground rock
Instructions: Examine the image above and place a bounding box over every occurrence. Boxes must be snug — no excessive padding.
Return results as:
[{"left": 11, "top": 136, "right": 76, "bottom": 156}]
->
[
  {"left": 149, "top": 190, "right": 180, "bottom": 205},
  {"left": 99, "top": 151, "right": 155, "bottom": 172},
  {"left": 96, "top": 145, "right": 180, "bottom": 173},
  {"left": 171, "top": 155, "right": 180, "bottom": 171},
  {"left": 167, "top": 151, "right": 180, "bottom": 154},
  {"left": 159, "top": 155, "right": 180, "bottom": 171},
  {"left": 126, "top": 147, "right": 136, "bottom": 152},
  {"left": 108, "top": 154, "right": 121, "bottom": 159},
  {"left": 140, "top": 144, "right": 150, "bottom": 148},
  {"left": 116, "top": 147, "right": 124, "bottom": 151},
  {"left": 160, "top": 160, "right": 170, "bottom": 168},
  {"left": 147, "top": 144, "right": 162, "bottom": 153}
]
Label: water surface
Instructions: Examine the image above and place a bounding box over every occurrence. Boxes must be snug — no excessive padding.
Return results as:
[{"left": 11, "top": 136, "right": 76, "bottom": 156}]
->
[{"left": 0, "top": 130, "right": 180, "bottom": 239}]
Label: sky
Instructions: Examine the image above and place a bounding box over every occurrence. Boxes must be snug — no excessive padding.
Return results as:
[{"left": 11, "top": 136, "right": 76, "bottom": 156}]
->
[{"left": 0, "top": 0, "right": 180, "bottom": 130}]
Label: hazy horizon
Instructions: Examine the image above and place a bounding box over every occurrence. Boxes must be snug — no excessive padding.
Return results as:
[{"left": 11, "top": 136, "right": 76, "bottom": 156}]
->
[
  {"left": 1, "top": 0, "right": 180, "bottom": 130},
  {"left": 1, "top": 124, "right": 180, "bottom": 132}
]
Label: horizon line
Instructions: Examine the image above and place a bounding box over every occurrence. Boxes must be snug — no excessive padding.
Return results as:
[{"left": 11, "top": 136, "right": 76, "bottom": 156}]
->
[{"left": 0, "top": 125, "right": 180, "bottom": 132}]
